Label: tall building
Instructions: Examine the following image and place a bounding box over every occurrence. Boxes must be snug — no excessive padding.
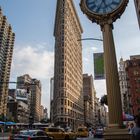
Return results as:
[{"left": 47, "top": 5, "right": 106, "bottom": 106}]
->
[
  {"left": 94, "top": 97, "right": 108, "bottom": 126},
  {"left": 44, "top": 107, "right": 48, "bottom": 120},
  {"left": 50, "top": 77, "right": 54, "bottom": 123},
  {"left": 7, "top": 100, "right": 29, "bottom": 123},
  {"left": 30, "top": 78, "right": 41, "bottom": 122},
  {"left": 40, "top": 107, "right": 48, "bottom": 121},
  {"left": 7, "top": 89, "right": 30, "bottom": 123},
  {"left": 94, "top": 97, "right": 101, "bottom": 125},
  {"left": 0, "top": 7, "right": 15, "bottom": 116},
  {"left": 134, "top": 0, "right": 140, "bottom": 29},
  {"left": 17, "top": 74, "right": 42, "bottom": 122},
  {"left": 53, "top": 0, "right": 83, "bottom": 129},
  {"left": 16, "top": 74, "right": 32, "bottom": 89},
  {"left": 83, "top": 74, "right": 96, "bottom": 127},
  {"left": 119, "top": 58, "right": 130, "bottom": 114},
  {"left": 125, "top": 55, "right": 140, "bottom": 116},
  {"left": 100, "top": 105, "right": 108, "bottom": 126},
  {"left": 40, "top": 105, "right": 44, "bottom": 120}
]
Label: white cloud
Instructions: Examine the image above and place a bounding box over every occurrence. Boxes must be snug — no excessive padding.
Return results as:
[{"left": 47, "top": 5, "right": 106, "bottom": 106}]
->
[
  {"left": 94, "top": 80, "right": 106, "bottom": 98},
  {"left": 10, "top": 43, "right": 54, "bottom": 113},
  {"left": 11, "top": 44, "right": 54, "bottom": 79},
  {"left": 83, "top": 58, "right": 89, "bottom": 62},
  {"left": 90, "top": 46, "right": 98, "bottom": 51}
]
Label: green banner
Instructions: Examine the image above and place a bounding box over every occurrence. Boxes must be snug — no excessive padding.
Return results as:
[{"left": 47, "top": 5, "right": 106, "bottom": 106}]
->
[{"left": 94, "top": 53, "right": 105, "bottom": 79}]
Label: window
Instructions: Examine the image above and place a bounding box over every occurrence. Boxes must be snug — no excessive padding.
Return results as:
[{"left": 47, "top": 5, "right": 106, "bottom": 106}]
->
[
  {"left": 137, "top": 78, "right": 140, "bottom": 83},
  {"left": 137, "top": 98, "right": 140, "bottom": 104},
  {"left": 136, "top": 88, "right": 140, "bottom": 93},
  {"left": 37, "top": 131, "right": 46, "bottom": 136},
  {"left": 61, "top": 99, "right": 63, "bottom": 105},
  {"left": 61, "top": 82, "right": 64, "bottom": 87},
  {"left": 65, "top": 99, "right": 67, "bottom": 105},
  {"left": 61, "top": 107, "right": 63, "bottom": 114},
  {"left": 60, "top": 118, "right": 63, "bottom": 122},
  {"left": 134, "top": 70, "right": 139, "bottom": 75},
  {"left": 61, "top": 68, "right": 64, "bottom": 73},
  {"left": 65, "top": 108, "right": 67, "bottom": 114}
]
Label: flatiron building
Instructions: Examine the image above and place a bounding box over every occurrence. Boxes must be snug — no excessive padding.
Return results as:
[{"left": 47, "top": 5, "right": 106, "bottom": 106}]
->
[
  {"left": 53, "top": 0, "right": 84, "bottom": 129},
  {"left": 134, "top": 0, "right": 140, "bottom": 29}
]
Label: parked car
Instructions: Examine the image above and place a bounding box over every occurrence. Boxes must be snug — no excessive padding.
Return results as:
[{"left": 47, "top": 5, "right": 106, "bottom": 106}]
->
[
  {"left": 94, "top": 128, "right": 104, "bottom": 138},
  {"left": 76, "top": 127, "right": 88, "bottom": 137},
  {"left": 65, "top": 128, "right": 77, "bottom": 140},
  {"left": 9, "top": 129, "right": 53, "bottom": 140},
  {"left": 40, "top": 127, "right": 76, "bottom": 140}
]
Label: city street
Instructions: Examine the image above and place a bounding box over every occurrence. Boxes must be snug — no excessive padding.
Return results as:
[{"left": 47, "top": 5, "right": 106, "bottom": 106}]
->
[
  {"left": 0, "top": 133, "right": 104, "bottom": 140},
  {"left": 0, "top": 137, "right": 103, "bottom": 140},
  {"left": 0, "top": 132, "right": 104, "bottom": 140},
  {"left": 77, "top": 138, "right": 103, "bottom": 140},
  {"left": 0, "top": 132, "right": 9, "bottom": 140}
]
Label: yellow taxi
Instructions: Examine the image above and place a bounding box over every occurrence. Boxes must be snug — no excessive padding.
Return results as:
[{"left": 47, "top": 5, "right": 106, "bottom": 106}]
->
[
  {"left": 76, "top": 127, "right": 89, "bottom": 137},
  {"left": 41, "top": 127, "right": 76, "bottom": 140},
  {"left": 65, "top": 128, "right": 77, "bottom": 140}
]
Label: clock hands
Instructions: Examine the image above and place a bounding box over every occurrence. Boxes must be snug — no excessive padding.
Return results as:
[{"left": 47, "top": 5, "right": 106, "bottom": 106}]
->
[
  {"left": 96, "top": 1, "right": 103, "bottom": 13},
  {"left": 96, "top": 0, "right": 107, "bottom": 13},
  {"left": 103, "top": 0, "right": 108, "bottom": 8}
]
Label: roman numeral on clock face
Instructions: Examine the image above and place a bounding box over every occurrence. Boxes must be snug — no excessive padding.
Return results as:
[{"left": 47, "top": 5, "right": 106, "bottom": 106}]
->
[{"left": 86, "top": 1, "right": 96, "bottom": 9}]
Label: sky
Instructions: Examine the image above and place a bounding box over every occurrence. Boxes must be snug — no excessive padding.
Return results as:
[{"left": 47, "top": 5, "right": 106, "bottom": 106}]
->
[{"left": 0, "top": 0, "right": 140, "bottom": 114}]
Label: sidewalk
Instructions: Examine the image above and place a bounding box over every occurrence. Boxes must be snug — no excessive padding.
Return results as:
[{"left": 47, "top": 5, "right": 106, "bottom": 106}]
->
[
  {"left": 0, "top": 137, "right": 9, "bottom": 140},
  {"left": 0, "top": 132, "right": 10, "bottom": 140}
]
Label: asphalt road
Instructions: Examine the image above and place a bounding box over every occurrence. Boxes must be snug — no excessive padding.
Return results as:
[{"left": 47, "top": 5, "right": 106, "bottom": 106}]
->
[
  {"left": 0, "top": 132, "right": 9, "bottom": 140},
  {"left": 0, "top": 137, "right": 103, "bottom": 140},
  {"left": 77, "top": 137, "right": 103, "bottom": 140},
  {"left": 0, "top": 133, "right": 104, "bottom": 140},
  {"left": 0, "top": 138, "right": 103, "bottom": 140}
]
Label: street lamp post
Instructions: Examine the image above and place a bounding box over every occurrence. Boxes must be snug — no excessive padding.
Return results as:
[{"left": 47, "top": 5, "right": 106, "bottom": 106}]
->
[
  {"left": 77, "top": 38, "right": 103, "bottom": 42},
  {"left": 29, "top": 114, "right": 34, "bottom": 129},
  {"left": 78, "top": 38, "right": 103, "bottom": 128}
]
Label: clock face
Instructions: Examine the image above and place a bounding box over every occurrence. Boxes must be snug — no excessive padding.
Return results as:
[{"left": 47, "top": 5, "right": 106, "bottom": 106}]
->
[{"left": 85, "top": 0, "right": 122, "bottom": 15}]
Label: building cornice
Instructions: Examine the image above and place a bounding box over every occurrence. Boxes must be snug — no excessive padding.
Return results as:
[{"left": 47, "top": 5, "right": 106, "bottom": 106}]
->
[
  {"left": 54, "top": 0, "right": 83, "bottom": 37},
  {"left": 70, "top": 0, "right": 83, "bottom": 33}
]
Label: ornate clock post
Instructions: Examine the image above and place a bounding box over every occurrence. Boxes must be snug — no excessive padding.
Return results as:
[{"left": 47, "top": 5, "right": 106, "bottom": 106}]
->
[{"left": 80, "top": 0, "right": 132, "bottom": 139}]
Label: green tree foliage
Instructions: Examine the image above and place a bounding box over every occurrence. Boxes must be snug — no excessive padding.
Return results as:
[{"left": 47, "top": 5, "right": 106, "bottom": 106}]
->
[
  {"left": 0, "top": 114, "right": 5, "bottom": 121},
  {"left": 0, "top": 114, "right": 14, "bottom": 122},
  {"left": 100, "top": 94, "right": 108, "bottom": 105}
]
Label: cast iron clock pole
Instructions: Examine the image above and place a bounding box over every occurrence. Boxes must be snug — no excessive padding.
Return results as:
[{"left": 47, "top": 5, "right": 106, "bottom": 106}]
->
[
  {"left": 102, "top": 22, "right": 123, "bottom": 127},
  {"left": 80, "top": 0, "right": 132, "bottom": 139}
]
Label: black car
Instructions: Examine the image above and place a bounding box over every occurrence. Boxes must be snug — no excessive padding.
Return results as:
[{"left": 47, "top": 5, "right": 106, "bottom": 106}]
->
[
  {"left": 94, "top": 128, "right": 104, "bottom": 138},
  {"left": 9, "top": 129, "right": 53, "bottom": 140}
]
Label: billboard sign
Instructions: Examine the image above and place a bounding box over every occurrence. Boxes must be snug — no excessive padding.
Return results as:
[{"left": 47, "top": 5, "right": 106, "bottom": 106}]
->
[
  {"left": 94, "top": 53, "right": 105, "bottom": 79},
  {"left": 16, "top": 89, "right": 29, "bottom": 101}
]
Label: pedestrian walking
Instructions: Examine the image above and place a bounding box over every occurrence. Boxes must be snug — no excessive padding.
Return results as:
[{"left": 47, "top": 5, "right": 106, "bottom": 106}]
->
[
  {"left": 88, "top": 129, "right": 93, "bottom": 137},
  {"left": 132, "top": 114, "right": 140, "bottom": 140},
  {"left": 92, "top": 128, "right": 96, "bottom": 137},
  {"left": 128, "top": 122, "right": 134, "bottom": 134}
]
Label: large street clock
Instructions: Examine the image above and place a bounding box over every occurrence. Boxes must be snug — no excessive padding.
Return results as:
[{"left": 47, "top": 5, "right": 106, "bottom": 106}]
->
[
  {"left": 80, "top": 0, "right": 129, "bottom": 24},
  {"left": 80, "top": 1, "right": 130, "bottom": 138}
]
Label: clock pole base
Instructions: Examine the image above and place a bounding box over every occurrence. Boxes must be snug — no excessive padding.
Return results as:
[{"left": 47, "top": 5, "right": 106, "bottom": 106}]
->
[{"left": 104, "top": 127, "right": 133, "bottom": 140}]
